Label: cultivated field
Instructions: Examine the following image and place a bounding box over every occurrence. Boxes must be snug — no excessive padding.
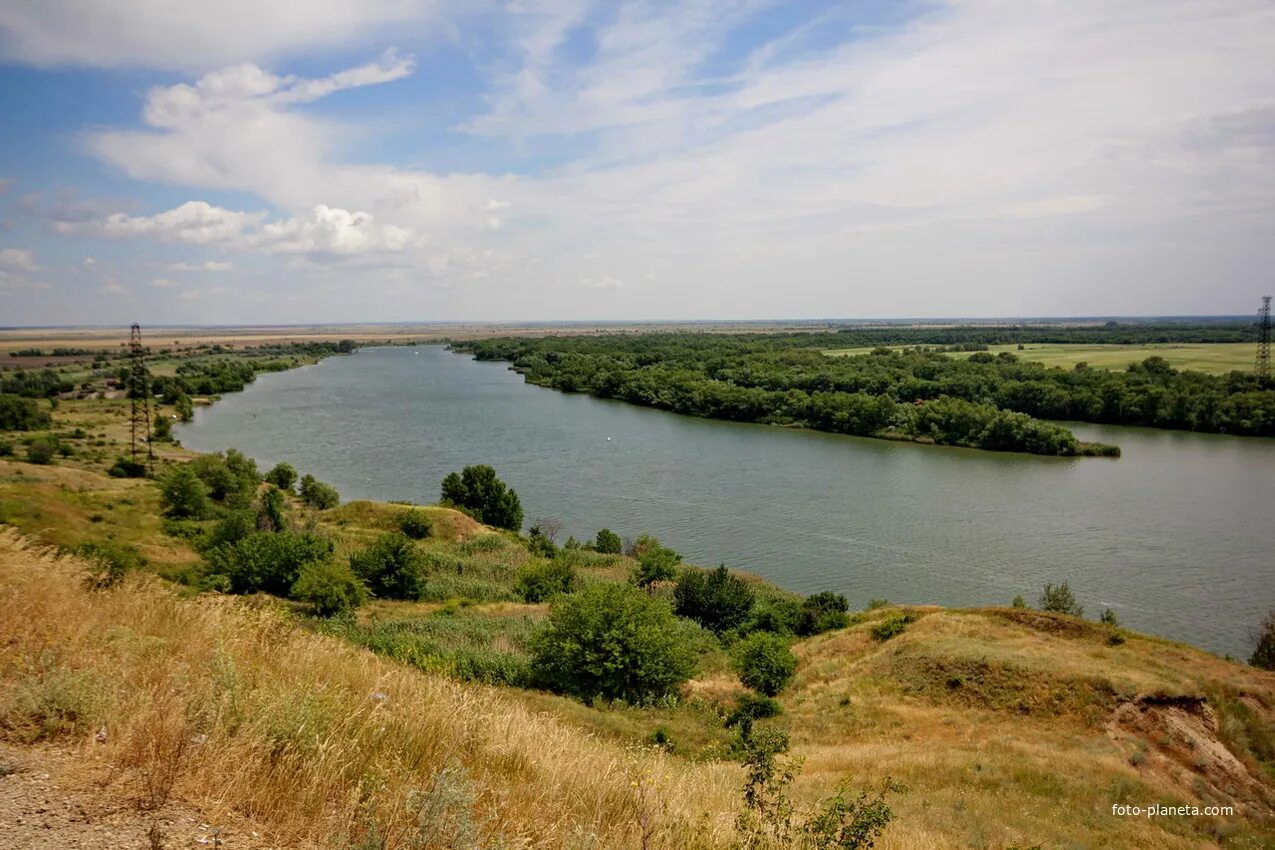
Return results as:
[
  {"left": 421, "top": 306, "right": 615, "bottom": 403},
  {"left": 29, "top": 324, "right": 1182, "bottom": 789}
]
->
[{"left": 824, "top": 342, "right": 1256, "bottom": 375}]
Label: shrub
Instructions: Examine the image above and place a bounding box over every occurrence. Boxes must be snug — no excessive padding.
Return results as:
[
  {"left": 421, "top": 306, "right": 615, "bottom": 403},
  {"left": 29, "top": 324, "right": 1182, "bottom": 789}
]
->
[
  {"left": 674, "top": 565, "right": 755, "bottom": 633},
  {"left": 593, "top": 528, "right": 623, "bottom": 554},
  {"left": 264, "top": 462, "right": 298, "bottom": 492},
  {"left": 398, "top": 510, "right": 433, "bottom": 539},
  {"left": 25, "top": 438, "right": 55, "bottom": 465},
  {"left": 258, "top": 486, "right": 287, "bottom": 532},
  {"left": 1100, "top": 608, "right": 1120, "bottom": 627},
  {"left": 726, "top": 692, "right": 782, "bottom": 732},
  {"left": 439, "top": 465, "right": 523, "bottom": 531},
  {"left": 798, "top": 591, "right": 850, "bottom": 636},
  {"left": 1039, "top": 582, "right": 1083, "bottom": 617},
  {"left": 189, "top": 452, "right": 256, "bottom": 504},
  {"left": 634, "top": 538, "right": 681, "bottom": 587},
  {"left": 530, "top": 582, "right": 696, "bottom": 703},
  {"left": 74, "top": 542, "right": 144, "bottom": 590},
  {"left": 870, "top": 613, "right": 913, "bottom": 642},
  {"left": 349, "top": 532, "right": 427, "bottom": 600},
  {"left": 159, "top": 464, "right": 210, "bottom": 519},
  {"left": 514, "top": 559, "right": 578, "bottom": 603},
  {"left": 292, "top": 560, "right": 368, "bottom": 616},
  {"left": 299, "top": 473, "right": 340, "bottom": 509},
  {"left": 1011, "top": 595, "right": 1027, "bottom": 609},
  {"left": 748, "top": 596, "right": 803, "bottom": 636},
  {"left": 152, "top": 413, "right": 173, "bottom": 442},
  {"left": 1251, "top": 610, "right": 1275, "bottom": 671},
  {"left": 733, "top": 632, "right": 797, "bottom": 696},
  {"left": 527, "top": 525, "right": 558, "bottom": 558},
  {"left": 0, "top": 393, "right": 51, "bottom": 431},
  {"left": 206, "top": 509, "right": 256, "bottom": 549},
  {"left": 205, "top": 531, "right": 332, "bottom": 596},
  {"left": 108, "top": 457, "right": 148, "bottom": 478}
]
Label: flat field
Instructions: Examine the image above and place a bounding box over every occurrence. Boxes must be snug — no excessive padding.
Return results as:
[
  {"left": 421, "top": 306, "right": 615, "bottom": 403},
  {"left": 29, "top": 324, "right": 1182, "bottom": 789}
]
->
[{"left": 825, "top": 342, "right": 1256, "bottom": 374}]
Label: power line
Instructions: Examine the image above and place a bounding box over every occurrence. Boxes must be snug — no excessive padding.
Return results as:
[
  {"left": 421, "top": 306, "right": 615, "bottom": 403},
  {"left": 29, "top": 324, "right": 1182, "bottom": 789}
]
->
[{"left": 128, "top": 323, "right": 155, "bottom": 471}]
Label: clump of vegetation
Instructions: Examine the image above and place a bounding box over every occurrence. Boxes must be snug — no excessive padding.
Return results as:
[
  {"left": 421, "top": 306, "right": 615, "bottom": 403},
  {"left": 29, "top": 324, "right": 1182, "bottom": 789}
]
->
[
  {"left": 1099, "top": 608, "right": 1120, "bottom": 627},
  {"left": 349, "top": 532, "right": 427, "bottom": 600},
  {"left": 74, "top": 541, "right": 144, "bottom": 590},
  {"left": 205, "top": 531, "right": 332, "bottom": 596},
  {"left": 0, "top": 394, "right": 51, "bottom": 431},
  {"left": 514, "top": 559, "right": 577, "bottom": 602},
  {"left": 733, "top": 632, "right": 797, "bottom": 696},
  {"left": 264, "top": 461, "right": 298, "bottom": 492},
  {"left": 593, "top": 527, "right": 623, "bottom": 554},
  {"left": 299, "top": 473, "right": 340, "bottom": 509},
  {"left": 674, "top": 565, "right": 755, "bottom": 633},
  {"left": 292, "top": 560, "right": 368, "bottom": 616},
  {"left": 439, "top": 464, "right": 523, "bottom": 530},
  {"left": 1039, "top": 582, "right": 1083, "bottom": 617},
  {"left": 1011, "top": 595, "right": 1027, "bottom": 608},
  {"left": 397, "top": 509, "right": 433, "bottom": 539},
  {"left": 798, "top": 591, "right": 851, "bottom": 636},
  {"left": 151, "top": 413, "right": 173, "bottom": 442},
  {"left": 870, "top": 612, "right": 914, "bottom": 642},
  {"left": 1251, "top": 609, "right": 1275, "bottom": 671},
  {"left": 530, "top": 582, "right": 696, "bottom": 703},
  {"left": 25, "top": 437, "right": 56, "bottom": 465},
  {"left": 108, "top": 456, "right": 148, "bottom": 478},
  {"left": 159, "top": 464, "right": 211, "bottom": 519},
  {"left": 632, "top": 535, "right": 682, "bottom": 587}
]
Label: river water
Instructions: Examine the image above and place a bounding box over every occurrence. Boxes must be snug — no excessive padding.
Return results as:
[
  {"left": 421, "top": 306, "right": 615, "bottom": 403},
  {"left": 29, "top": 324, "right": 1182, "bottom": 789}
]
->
[{"left": 176, "top": 345, "right": 1275, "bottom": 657}]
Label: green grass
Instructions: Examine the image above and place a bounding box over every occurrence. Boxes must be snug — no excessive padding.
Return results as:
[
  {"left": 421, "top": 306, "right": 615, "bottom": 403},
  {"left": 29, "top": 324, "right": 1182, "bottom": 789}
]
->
[{"left": 823, "top": 342, "right": 1256, "bottom": 374}]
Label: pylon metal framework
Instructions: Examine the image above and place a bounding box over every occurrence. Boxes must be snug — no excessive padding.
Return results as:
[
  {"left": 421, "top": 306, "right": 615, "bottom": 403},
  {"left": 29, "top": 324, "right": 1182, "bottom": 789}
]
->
[
  {"left": 1258, "top": 296, "right": 1272, "bottom": 386},
  {"left": 127, "top": 323, "right": 155, "bottom": 468}
]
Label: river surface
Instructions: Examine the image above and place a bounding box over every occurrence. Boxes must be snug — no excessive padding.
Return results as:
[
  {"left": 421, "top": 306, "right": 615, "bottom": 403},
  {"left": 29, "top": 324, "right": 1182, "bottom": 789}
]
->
[{"left": 177, "top": 345, "right": 1275, "bottom": 657}]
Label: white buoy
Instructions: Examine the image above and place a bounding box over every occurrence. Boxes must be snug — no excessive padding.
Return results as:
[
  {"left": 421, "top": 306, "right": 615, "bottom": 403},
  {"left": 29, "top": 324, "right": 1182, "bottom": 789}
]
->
[{"left": 606, "top": 436, "right": 612, "bottom": 441}]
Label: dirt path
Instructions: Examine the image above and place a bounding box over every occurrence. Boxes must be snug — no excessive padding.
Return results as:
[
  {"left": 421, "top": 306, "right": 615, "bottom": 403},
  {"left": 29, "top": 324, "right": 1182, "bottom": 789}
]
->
[{"left": 0, "top": 743, "right": 279, "bottom": 849}]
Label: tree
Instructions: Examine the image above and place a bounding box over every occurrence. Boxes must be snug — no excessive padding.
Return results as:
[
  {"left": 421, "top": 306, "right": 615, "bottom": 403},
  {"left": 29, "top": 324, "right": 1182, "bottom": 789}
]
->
[
  {"left": 1099, "top": 608, "right": 1120, "bottom": 627},
  {"left": 439, "top": 465, "right": 523, "bottom": 530},
  {"left": 397, "top": 509, "right": 432, "bottom": 539},
  {"left": 25, "top": 437, "right": 55, "bottom": 465},
  {"left": 174, "top": 393, "right": 194, "bottom": 423},
  {"left": 159, "top": 464, "right": 210, "bottom": 518},
  {"left": 0, "top": 394, "right": 51, "bottom": 431},
  {"left": 292, "top": 560, "right": 367, "bottom": 616},
  {"left": 206, "top": 531, "right": 332, "bottom": 596},
  {"left": 1039, "top": 582, "right": 1083, "bottom": 617},
  {"left": 152, "top": 413, "right": 173, "bottom": 442},
  {"left": 514, "top": 559, "right": 577, "bottom": 602},
  {"left": 797, "top": 592, "right": 850, "bottom": 636},
  {"left": 634, "top": 538, "right": 681, "bottom": 587},
  {"left": 593, "top": 528, "right": 623, "bottom": 554},
  {"left": 264, "top": 462, "right": 298, "bottom": 492},
  {"left": 258, "top": 486, "right": 287, "bottom": 532},
  {"left": 530, "top": 582, "right": 696, "bottom": 703},
  {"left": 1250, "top": 610, "right": 1275, "bottom": 671},
  {"left": 674, "top": 565, "right": 755, "bottom": 633},
  {"left": 299, "top": 473, "right": 340, "bottom": 509},
  {"left": 733, "top": 632, "right": 797, "bottom": 696},
  {"left": 349, "top": 532, "right": 427, "bottom": 600}
]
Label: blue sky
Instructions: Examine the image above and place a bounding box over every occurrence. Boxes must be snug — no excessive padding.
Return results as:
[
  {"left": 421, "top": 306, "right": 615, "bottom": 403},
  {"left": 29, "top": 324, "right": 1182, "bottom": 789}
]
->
[{"left": 1, "top": 0, "right": 1272, "bottom": 325}]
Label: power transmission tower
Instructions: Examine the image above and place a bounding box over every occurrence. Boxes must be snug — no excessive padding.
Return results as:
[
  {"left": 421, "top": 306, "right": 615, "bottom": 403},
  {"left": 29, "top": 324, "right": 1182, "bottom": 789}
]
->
[
  {"left": 127, "top": 323, "right": 155, "bottom": 470},
  {"left": 1258, "top": 296, "right": 1272, "bottom": 386}
]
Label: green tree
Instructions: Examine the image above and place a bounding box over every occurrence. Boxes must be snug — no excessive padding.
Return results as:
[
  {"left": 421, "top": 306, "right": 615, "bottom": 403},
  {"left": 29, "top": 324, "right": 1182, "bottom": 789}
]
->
[
  {"left": 159, "top": 464, "right": 210, "bottom": 519},
  {"left": 634, "top": 538, "right": 681, "bottom": 587},
  {"left": 174, "top": 393, "right": 194, "bottom": 423},
  {"left": 299, "top": 473, "right": 340, "bottom": 509},
  {"left": 349, "top": 532, "right": 427, "bottom": 600},
  {"left": 152, "top": 413, "right": 173, "bottom": 442},
  {"left": 514, "top": 559, "right": 578, "bottom": 602},
  {"left": 797, "top": 592, "right": 850, "bottom": 636},
  {"left": 1099, "top": 608, "right": 1120, "bottom": 627},
  {"left": 439, "top": 465, "right": 523, "bottom": 530},
  {"left": 733, "top": 632, "right": 797, "bottom": 696},
  {"left": 0, "top": 394, "right": 51, "bottom": 430},
  {"left": 530, "top": 582, "right": 696, "bottom": 703},
  {"left": 1039, "top": 582, "right": 1083, "bottom": 617},
  {"left": 593, "top": 528, "right": 623, "bottom": 554},
  {"left": 397, "top": 509, "right": 432, "bottom": 539},
  {"left": 206, "top": 531, "right": 332, "bottom": 596},
  {"left": 292, "top": 560, "right": 367, "bottom": 616},
  {"left": 25, "top": 437, "right": 56, "bottom": 465},
  {"left": 674, "top": 565, "right": 755, "bottom": 633},
  {"left": 264, "top": 462, "right": 298, "bottom": 492},
  {"left": 258, "top": 486, "right": 287, "bottom": 532},
  {"left": 1250, "top": 610, "right": 1275, "bottom": 671}
]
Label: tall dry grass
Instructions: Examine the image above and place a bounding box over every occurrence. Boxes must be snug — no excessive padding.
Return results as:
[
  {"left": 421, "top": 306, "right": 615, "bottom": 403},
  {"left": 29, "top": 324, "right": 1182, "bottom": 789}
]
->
[{"left": 0, "top": 528, "right": 739, "bottom": 848}]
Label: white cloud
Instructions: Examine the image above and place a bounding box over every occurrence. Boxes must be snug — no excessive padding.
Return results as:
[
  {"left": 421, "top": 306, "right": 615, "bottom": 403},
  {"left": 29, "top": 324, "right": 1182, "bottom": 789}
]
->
[
  {"left": 258, "top": 205, "right": 416, "bottom": 255},
  {"left": 580, "top": 275, "right": 623, "bottom": 289},
  {"left": 0, "top": 2, "right": 456, "bottom": 70},
  {"left": 150, "top": 278, "right": 179, "bottom": 288},
  {"left": 0, "top": 248, "right": 39, "bottom": 271},
  {"left": 170, "top": 260, "right": 234, "bottom": 272},
  {"left": 81, "top": 256, "right": 96, "bottom": 267},
  {"left": 99, "top": 280, "right": 129, "bottom": 296}
]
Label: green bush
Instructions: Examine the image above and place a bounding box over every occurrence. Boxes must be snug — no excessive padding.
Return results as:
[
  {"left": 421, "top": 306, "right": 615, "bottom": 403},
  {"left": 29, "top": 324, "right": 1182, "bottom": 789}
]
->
[
  {"left": 264, "top": 462, "right": 298, "bottom": 492},
  {"left": 0, "top": 394, "right": 51, "bottom": 431},
  {"left": 205, "top": 531, "right": 332, "bottom": 596},
  {"left": 732, "top": 632, "right": 797, "bottom": 696},
  {"left": 299, "top": 473, "right": 340, "bottom": 509},
  {"left": 514, "top": 559, "right": 578, "bottom": 602},
  {"left": 152, "top": 413, "right": 173, "bottom": 442},
  {"left": 206, "top": 509, "right": 256, "bottom": 549},
  {"left": 398, "top": 510, "right": 433, "bottom": 539},
  {"left": 633, "top": 538, "right": 681, "bottom": 587},
  {"left": 108, "top": 457, "right": 148, "bottom": 478},
  {"left": 25, "top": 437, "right": 55, "bottom": 465},
  {"left": 1011, "top": 595, "right": 1027, "bottom": 609},
  {"left": 593, "top": 528, "right": 622, "bottom": 554},
  {"left": 870, "top": 613, "right": 914, "bottom": 642},
  {"left": 74, "top": 542, "right": 144, "bottom": 590},
  {"left": 189, "top": 451, "right": 257, "bottom": 504},
  {"left": 439, "top": 465, "right": 523, "bottom": 531},
  {"left": 530, "top": 582, "right": 696, "bottom": 703},
  {"left": 674, "top": 565, "right": 755, "bottom": 633},
  {"left": 349, "top": 532, "right": 427, "bottom": 600},
  {"left": 747, "top": 596, "right": 803, "bottom": 636},
  {"left": 292, "top": 560, "right": 368, "bottom": 616},
  {"left": 726, "top": 692, "right": 782, "bottom": 731},
  {"left": 1251, "top": 610, "right": 1275, "bottom": 671},
  {"left": 798, "top": 591, "right": 850, "bottom": 636},
  {"left": 1039, "top": 582, "right": 1083, "bottom": 617},
  {"left": 159, "top": 464, "right": 211, "bottom": 519},
  {"left": 1099, "top": 608, "right": 1120, "bottom": 627}
]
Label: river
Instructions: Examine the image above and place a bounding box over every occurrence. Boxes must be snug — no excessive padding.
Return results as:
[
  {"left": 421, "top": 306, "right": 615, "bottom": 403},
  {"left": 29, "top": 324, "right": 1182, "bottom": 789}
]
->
[{"left": 176, "top": 345, "right": 1275, "bottom": 657}]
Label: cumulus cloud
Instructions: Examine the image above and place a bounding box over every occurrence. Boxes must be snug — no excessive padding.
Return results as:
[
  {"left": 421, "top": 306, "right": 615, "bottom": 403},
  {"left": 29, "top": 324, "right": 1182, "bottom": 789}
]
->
[{"left": 0, "top": 247, "right": 39, "bottom": 271}]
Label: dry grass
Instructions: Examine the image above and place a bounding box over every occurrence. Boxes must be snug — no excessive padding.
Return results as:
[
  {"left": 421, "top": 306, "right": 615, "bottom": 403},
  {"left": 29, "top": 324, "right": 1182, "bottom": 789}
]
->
[{"left": 0, "top": 529, "right": 740, "bottom": 849}]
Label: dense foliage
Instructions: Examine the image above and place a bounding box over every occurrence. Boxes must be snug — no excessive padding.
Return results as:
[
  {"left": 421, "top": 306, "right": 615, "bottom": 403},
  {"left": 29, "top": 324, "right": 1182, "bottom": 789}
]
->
[
  {"left": 349, "top": 532, "right": 428, "bottom": 600},
  {"left": 732, "top": 632, "right": 798, "bottom": 696},
  {"left": 0, "top": 394, "right": 51, "bottom": 430},
  {"left": 205, "top": 530, "right": 333, "bottom": 596},
  {"left": 299, "top": 473, "right": 340, "bottom": 509},
  {"left": 674, "top": 565, "right": 756, "bottom": 633},
  {"left": 440, "top": 464, "right": 524, "bottom": 530},
  {"left": 457, "top": 326, "right": 1275, "bottom": 454}
]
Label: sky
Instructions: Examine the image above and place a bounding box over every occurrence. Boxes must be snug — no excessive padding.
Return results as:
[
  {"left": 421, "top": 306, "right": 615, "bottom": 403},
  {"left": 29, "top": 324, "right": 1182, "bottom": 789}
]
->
[{"left": 0, "top": 0, "right": 1272, "bottom": 326}]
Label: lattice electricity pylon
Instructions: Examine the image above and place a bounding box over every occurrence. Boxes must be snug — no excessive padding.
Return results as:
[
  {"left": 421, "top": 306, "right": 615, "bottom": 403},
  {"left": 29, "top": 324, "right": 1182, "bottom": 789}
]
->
[
  {"left": 127, "top": 323, "right": 155, "bottom": 469},
  {"left": 1258, "top": 296, "right": 1272, "bottom": 386}
]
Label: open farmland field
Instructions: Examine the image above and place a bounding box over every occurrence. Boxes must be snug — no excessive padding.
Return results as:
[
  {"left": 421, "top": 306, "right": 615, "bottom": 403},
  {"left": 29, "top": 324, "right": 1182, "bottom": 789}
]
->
[{"left": 824, "top": 342, "right": 1256, "bottom": 375}]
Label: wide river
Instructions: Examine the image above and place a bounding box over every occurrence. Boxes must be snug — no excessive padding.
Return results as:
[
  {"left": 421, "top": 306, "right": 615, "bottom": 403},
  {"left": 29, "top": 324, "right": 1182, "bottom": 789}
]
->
[{"left": 177, "top": 345, "right": 1274, "bottom": 657}]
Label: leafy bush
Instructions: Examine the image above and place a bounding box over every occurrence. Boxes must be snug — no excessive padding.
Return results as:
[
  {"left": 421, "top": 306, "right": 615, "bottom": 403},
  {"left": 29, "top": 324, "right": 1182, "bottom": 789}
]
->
[
  {"left": 349, "top": 532, "right": 427, "bottom": 600},
  {"left": 205, "top": 531, "right": 332, "bottom": 596},
  {"left": 1099, "top": 608, "right": 1120, "bottom": 627},
  {"left": 1251, "top": 610, "right": 1275, "bottom": 671},
  {"left": 152, "top": 413, "right": 173, "bottom": 442},
  {"left": 206, "top": 509, "right": 256, "bottom": 549},
  {"left": 747, "top": 596, "right": 803, "bottom": 636},
  {"left": 74, "top": 542, "right": 144, "bottom": 590},
  {"left": 299, "top": 473, "right": 340, "bottom": 509},
  {"left": 870, "top": 613, "right": 914, "bottom": 642},
  {"left": 398, "top": 510, "right": 433, "bottom": 539},
  {"left": 257, "top": 486, "right": 287, "bottom": 532},
  {"left": 514, "top": 559, "right": 578, "bottom": 602},
  {"left": 593, "top": 528, "right": 622, "bottom": 554},
  {"left": 159, "top": 464, "right": 211, "bottom": 519},
  {"left": 25, "top": 437, "right": 55, "bottom": 465},
  {"left": 108, "top": 457, "right": 148, "bottom": 478},
  {"left": 530, "top": 582, "right": 696, "bottom": 703},
  {"left": 674, "top": 565, "right": 755, "bottom": 633},
  {"left": 798, "top": 592, "right": 850, "bottom": 636},
  {"left": 189, "top": 451, "right": 257, "bottom": 504},
  {"left": 264, "top": 462, "right": 297, "bottom": 492},
  {"left": 732, "top": 632, "right": 797, "bottom": 696},
  {"left": 1039, "top": 582, "right": 1083, "bottom": 617},
  {"left": 0, "top": 393, "right": 51, "bottom": 431},
  {"left": 1011, "top": 595, "right": 1027, "bottom": 609},
  {"left": 726, "top": 692, "right": 782, "bottom": 733},
  {"left": 633, "top": 537, "right": 681, "bottom": 587},
  {"left": 439, "top": 465, "right": 523, "bottom": 530},
  {"left": 526, "top": 524, "right": 558, "bottom": 558},
  {"left": 292, "top": 560, "right": 368, "bottom": 616}
]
